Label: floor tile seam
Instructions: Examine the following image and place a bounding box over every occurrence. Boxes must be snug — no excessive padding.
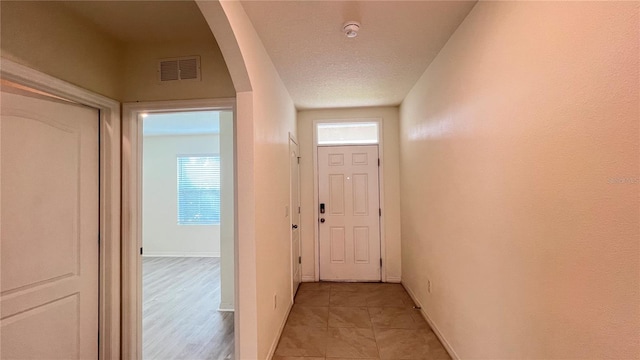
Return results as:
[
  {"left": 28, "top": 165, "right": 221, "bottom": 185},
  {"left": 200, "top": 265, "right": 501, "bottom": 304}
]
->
[
  {"left": 371, "top": 318, "right": 384, "bottom": 360},
  {"left": 371, "top": 323, "right": 421, "bottom": 330},
  {"left": 292, "top": 305, "right": 330, "bottom": 309},
  {"left": 327, "top": 322, "right": 373, "bottom": 329},
  {"left": 288, "top": 323, "right": 329, "bottom": 329},
  {"left": 367, "top": 307, "right": 427, "bottom": 329}
]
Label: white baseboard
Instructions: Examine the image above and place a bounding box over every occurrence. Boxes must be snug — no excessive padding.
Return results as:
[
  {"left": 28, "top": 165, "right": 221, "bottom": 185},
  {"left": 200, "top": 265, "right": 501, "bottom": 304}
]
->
[
  {"left": 142, "top": 251, "right": 220, "bottom": 257},
  {"left": 386, "top": 276, "right": 401, "bottom": 283},
  {"left": 301, "top": 275, "right": 316, "bottom": 282},
  {"left": 267, "top": 300, "right": 293, "bottom": 360},
  {"left": 402, "top": 282, "right": 460, "bottom": 360},
  {"left": 217, "top": 302, "right": 235, "bottom": 312}
]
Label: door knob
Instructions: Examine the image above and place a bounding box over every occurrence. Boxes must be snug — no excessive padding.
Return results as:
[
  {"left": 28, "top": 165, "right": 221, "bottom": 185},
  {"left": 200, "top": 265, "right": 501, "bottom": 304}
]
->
[
  {"left": 292, "top": 224, "right": 298, "bottom": 229},
  {"left": 320, "top": 218, "right": 325, "bottom": 223}
]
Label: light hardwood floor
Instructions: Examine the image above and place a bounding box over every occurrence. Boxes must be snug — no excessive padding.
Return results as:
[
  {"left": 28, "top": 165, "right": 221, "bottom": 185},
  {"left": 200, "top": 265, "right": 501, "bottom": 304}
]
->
[{"left": 143, "top": 257, "right": 234, "bottom": 360}]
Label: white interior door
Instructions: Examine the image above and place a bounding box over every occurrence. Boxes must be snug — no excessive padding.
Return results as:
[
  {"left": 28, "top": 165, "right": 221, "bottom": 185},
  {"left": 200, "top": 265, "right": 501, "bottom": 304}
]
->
[
  {"left": 318, "top": 145, "right": 381, "bottom": 281},
  {"left": 290, "top": 137, "right": 301, "bottom": 297},
  {"left": 0, "top": 86, "right": 99, "bottom": 359}
]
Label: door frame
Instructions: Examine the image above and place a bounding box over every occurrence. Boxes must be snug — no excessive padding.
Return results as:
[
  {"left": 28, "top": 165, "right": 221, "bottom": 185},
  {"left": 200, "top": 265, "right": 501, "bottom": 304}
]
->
[
  {"left": 312, "top": 118, "right": 387, "bottom": 282},
  {"left": 289, "top": 132, "right": 301, "bottom": 300},
  {"left": 0, "top": 58, "right": 122, "bottom": 359},
  {"left": 121, "top": 98, "right": 236, "bottom": 360}
]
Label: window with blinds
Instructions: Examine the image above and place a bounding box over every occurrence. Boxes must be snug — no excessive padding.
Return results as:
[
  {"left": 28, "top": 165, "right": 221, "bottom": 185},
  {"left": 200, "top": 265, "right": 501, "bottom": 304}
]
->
[{"left": 177, "top": 155, "right": 220, "bottom": 225}]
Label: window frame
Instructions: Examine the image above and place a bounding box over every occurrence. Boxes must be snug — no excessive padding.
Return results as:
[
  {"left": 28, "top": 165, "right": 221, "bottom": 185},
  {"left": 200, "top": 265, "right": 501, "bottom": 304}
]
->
[{"left": 315, "top": 120, "right": 380, "bottom": 146}]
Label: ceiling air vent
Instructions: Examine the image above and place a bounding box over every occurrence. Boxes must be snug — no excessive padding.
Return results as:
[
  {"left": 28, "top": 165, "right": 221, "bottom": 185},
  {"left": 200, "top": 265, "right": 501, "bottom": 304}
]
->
[{"left": 158, "top": 56, "right": 201, "bottom": 82}]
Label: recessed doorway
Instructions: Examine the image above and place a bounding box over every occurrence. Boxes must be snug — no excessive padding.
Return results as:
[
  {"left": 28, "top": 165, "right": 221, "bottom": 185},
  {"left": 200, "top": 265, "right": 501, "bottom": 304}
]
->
[
  {"left": 122, "top": 99, "right": 236, "bottom": 360},
  {"left": 312, "top": 119, "right": 385, "bottom": 282}
]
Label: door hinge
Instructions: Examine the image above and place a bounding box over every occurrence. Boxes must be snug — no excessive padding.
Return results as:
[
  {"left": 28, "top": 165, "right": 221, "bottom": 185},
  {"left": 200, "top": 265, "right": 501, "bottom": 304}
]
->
[
  {"left": 298, "top": 256, "right": 302, "bottom": 264},
  {"left": 380, "top": 258, "right": 383, "bottom": 267},
  {"left": 140, "top": 247, "right": 143, "bottom": 255},
  {"left": 298, "top": 206, "right": 301, "bottom": 214},
  {"left": 379, "top": 208, "right": 382, "bottom": 216},
  {"left": 378, "top": 158, "right": 380, "bottom": 166},
  {"left": 297, "top": 156, "right": 301, "bottom": 164}
]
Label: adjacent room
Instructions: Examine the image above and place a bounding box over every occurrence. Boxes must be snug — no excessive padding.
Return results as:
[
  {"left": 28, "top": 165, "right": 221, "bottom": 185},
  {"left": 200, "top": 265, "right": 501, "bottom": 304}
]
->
[{"left": 141, "top": 110, "right": 235, "bottom": 360}]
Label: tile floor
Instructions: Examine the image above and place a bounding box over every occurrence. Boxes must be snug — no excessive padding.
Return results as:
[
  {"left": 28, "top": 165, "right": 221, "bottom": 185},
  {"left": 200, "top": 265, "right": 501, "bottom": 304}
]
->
[{"left": 273, "top": 282, "right": 451, "bottom": 360}]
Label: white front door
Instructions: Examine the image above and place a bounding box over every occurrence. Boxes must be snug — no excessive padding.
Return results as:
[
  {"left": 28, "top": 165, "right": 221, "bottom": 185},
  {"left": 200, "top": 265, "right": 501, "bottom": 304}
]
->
[
  {"left": 0, "top": 86, "right": 99, "bottom": 359},
  {"left": 290, "top": 137, "right": 301, "bottom": 297},
  {"left": 318, "top": 145, "right": 381, "bottom": 281}
]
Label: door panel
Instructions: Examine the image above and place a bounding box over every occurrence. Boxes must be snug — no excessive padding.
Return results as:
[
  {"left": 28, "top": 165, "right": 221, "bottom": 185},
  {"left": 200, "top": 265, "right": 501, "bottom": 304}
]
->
[
  {"left": 318, "top": 145, "right": 380, "bottom": 281},
  {"left": 352, "top": 174, "right": 369, "bottom": 215},
  {"left": 330, "top": 227, "right": 346, "bottom": 263},
  {"left": 329, "top": 174, "right": 345, "bottom": 215},
  {"left": 353, "top": 227, "right": 370, "bottom": 264},
  {"left": 1, "top": 88, "right": 99, "bottom": 359},
  {"left": 290, "top": 138, "right": 301, "bottom": 298}
]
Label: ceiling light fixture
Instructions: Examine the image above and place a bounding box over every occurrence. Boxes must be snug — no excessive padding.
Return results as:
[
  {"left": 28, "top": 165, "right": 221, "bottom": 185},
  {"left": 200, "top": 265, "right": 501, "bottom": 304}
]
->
[{"left": 343, "top": 21, "right": 360, "bottom": 38}]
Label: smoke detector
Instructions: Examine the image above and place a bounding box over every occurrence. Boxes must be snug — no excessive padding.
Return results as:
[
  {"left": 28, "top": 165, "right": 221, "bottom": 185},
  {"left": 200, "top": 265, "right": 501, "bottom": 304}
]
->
[{"left": 343, "top": 21, "right": 360, "bottom": 38}]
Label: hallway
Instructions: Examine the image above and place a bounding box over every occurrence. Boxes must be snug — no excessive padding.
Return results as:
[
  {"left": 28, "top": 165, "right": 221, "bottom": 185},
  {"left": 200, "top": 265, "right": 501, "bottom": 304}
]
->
[
  {"left": 0, "top": 1, "right": 637, "bottom": 358},
  {"left": 274, "top": 283, "right": 450, "bottom": 359}
]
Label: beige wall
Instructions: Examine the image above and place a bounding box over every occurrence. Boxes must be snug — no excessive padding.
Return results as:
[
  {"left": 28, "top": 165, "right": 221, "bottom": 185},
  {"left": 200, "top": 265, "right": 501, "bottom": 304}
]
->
[
  {"left": 200, "top": 2, "right": 297, "bottom": 359},
  {"left": 297, "top": 107, "right": 402, "bottom": 282},
  {"left": 1, "top": 2, "right": 236, "bottom": 104},
  {"left": 399, "top": 2, "right": 639, "bottom": 358},
  {"left": 142, "top": 134, "right": 220, "bottom": 257},
  {"left": 0, "top": 1, "right": 122, "bottom": 100},
  {"left": 122, "top": 39, "right": 235, "bottom": 102}
]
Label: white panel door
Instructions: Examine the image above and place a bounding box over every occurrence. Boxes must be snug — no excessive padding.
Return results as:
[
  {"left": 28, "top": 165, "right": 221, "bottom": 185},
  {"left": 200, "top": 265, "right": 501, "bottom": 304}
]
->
[
  {"left": 318, "top": 145, "right": 380, "bottom": 281},
  {"left": 0, "top": 87, "right": 99, "bottom": 359},
  {"left": 290, "top": 138, "right": 301, "bottom": 298}
]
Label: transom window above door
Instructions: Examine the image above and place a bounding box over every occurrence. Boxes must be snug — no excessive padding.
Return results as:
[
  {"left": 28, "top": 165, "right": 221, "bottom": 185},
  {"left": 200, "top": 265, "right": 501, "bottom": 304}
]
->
[{"left": 316, "top": 121, "right": 379, "bottom": 145}]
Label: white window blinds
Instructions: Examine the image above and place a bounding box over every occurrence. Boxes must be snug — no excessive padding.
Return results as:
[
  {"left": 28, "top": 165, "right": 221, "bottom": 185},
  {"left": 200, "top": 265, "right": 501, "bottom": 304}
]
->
[{"left": 177, "top": 155, "right": 220, "bottom": 225}]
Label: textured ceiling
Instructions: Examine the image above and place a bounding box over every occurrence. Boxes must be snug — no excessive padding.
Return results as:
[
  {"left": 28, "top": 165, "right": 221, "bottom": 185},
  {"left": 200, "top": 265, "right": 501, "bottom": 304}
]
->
[
  {"left": 60, "top": 1, "right": 213, "bottom": 43},
  {"left": 241, "top": 1, "right": 477, "bottom": 109}
]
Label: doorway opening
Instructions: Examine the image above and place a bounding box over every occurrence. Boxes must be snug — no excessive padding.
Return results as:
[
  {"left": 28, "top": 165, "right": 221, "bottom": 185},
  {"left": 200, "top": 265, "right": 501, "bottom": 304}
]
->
[
  {"left": 122, "top": 99, "right": 236, "bottom": 360},
  {"left": 312, "top": 119, "right": 386, "bottom": 282},
  {"left": 141, "top": 110, "right": 234, "bottom": 359}
]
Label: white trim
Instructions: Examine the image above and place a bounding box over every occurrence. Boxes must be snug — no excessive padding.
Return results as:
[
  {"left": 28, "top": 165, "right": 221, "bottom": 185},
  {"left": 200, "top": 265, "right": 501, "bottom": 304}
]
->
[
  {"left": 217, "top": 302, "right": 235, "bottom": 312},
  {"left": 402, "top": 283, "right": 459, "bottom": 360},
  {"left": 386, "top": 276, "right": 402, "bottom": 283},
  {"left": 312, "top": 118, "right": 386, "bottom": 282},
  {"left": 301, "top": 275, "right": 316, "bottom": 282},
  {"left": 142, "top": 252, "right": 221, "bottom": 258},
  {"left": 0, "top": 58, "right": 121, "bottom": 360},
  {"left": 289, "top": 132, "right": 299, "bottom": 146},
  {"left": 267, "top": 301, "right": 293, "bottom": 360},
  {"left": 122, "top": 98, "right": 235, "bottom": 360}
]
